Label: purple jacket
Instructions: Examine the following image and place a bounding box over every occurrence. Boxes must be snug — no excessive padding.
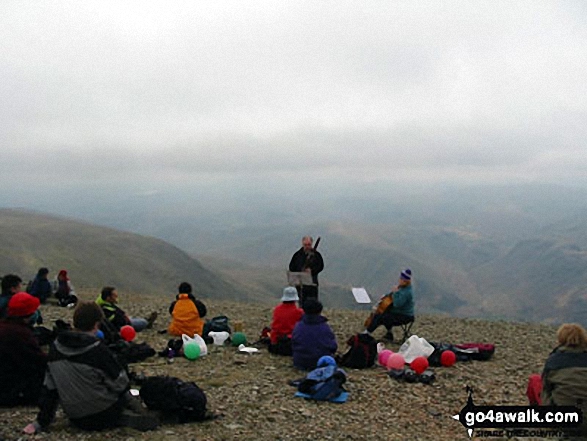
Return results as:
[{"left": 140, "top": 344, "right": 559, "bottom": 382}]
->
[{"left": 292, "top": 314, "right": 337, "bottom": 370}]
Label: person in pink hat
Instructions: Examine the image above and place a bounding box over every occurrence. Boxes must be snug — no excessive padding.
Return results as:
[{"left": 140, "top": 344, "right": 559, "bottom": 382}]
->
[{"left": 0, "top": 292, "right": 47, "bottom": 406}]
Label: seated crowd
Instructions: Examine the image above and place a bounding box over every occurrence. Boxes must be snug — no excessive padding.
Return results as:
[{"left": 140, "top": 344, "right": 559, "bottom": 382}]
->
[{"left": 1, "top": 266, "right": 586, "bottom": 437}]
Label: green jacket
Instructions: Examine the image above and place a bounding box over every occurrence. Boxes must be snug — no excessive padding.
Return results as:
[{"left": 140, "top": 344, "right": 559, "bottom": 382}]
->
[
  {"left": 389, "top": 285, "right": 414, "bottom": 317},
  {"left": 541, "top": 346, "right": 587, "bottom": 436},
  {"left": 95, "top": 295, "right": 129, "bottom": 330}
]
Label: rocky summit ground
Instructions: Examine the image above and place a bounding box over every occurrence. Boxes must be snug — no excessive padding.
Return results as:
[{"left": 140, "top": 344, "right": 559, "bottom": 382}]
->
[{"left": 0, "top": 290, "right": 561, "bottom": 441}]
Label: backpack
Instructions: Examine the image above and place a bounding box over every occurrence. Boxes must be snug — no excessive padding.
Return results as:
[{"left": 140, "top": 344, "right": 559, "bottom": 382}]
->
[
  {"left": 297, "top": 365, "right": 346, "bottom": 401},
  {"left": 338, "top": 333, "right": 377, "bottom": 369},
  {"left": 140, "top": 376, "right": 208, "bottom": 423},
  {"left": 203, "top": 316, "right": 231, "bottom": 341},
  {"left": 454, "top": 343, "right": 495, "bottom": 361}
]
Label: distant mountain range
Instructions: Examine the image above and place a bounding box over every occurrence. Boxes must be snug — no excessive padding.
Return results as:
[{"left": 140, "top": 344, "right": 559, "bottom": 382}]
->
[
  {"left": 0, "top": 209, "right": 240, "bottom": 300},
  {"left": 2, "top": 183, "right": 586, "bottom": 324}
]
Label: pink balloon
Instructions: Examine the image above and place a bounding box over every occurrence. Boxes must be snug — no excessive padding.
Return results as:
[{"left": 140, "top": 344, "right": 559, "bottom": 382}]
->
[
  {"left": 410, "top": 356, "right": 429, "bottom": 375},
  {"left": 378, "top": 349, "right": 393, "bottom": 366},
  {"left": 120, "top": 325, "right": 136, "bottom": 342},
  {"left": 386, "top": 353, "right": 405, "bottom": 370}
]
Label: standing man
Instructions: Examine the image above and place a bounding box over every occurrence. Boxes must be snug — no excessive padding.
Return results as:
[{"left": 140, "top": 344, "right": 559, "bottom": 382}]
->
[{"left": 289, "top": 236, "right": 324, "bottom": 305}]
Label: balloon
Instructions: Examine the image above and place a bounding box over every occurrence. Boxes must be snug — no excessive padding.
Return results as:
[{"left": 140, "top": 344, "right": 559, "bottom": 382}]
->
[
  {"left": 231, "top": 332, "right": 247, "bottom": 346},
  {"left": 378, "top": 349, "right": 393, "bottom": 366},
  {"left": 120, "top": 325, "right": 136, "bottom": 342},
  {"left": 410, "top": 356, "right": 429, "bottom": 374},
  {"left": 95, "top": 330, "right": 105, "bottom": 339},
  {"left": 184, "top": 342, "right": 201, "bottom": 360},
  {"left": 386, "top": 353, "right": 405, "bottom": 370},
  {"left": 440, "top": 350, "right": 457, "bottom": 367}
]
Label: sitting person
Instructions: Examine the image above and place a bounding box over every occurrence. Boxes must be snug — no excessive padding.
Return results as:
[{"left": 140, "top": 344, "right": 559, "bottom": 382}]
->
[
  {"left": 364, "top": 268, "right": 414, "bottom": 341},
  {"left": 268, "top": 287, "right": 303, "bottom": 355},
  {"left": 527, "top": 323, "right": 587, "bottom": 437},
  {"left": 0, "top": 292, "right": 47, "bottom": 406},
  {"left": 292, "top": 299, "right": 337, "bottom": 370},
  {"left": 168, "top": 282, "right": 206, "bottom": 337},
  {"left": 0, "top": 274, "right": 23, "bottom": 318},
  {"left": 29, "top": 267, "right": 53, "bottom": 304},
  {"left": 24, "top": 301, "right": 158, "bottom": 433},
  {"left": 96, "top": 287, "right": 157, "bottom": 332},
  {"left": 52, "top": 269, "right": 78, "bottom": 307}
]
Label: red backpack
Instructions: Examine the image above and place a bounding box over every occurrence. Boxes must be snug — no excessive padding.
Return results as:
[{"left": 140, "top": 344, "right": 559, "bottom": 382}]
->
[{"left": 337, "top": 333, "right": 377, "bottom": 369}]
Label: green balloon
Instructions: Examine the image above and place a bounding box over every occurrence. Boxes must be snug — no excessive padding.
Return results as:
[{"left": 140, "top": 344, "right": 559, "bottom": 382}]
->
[
  {"left": 231, "top": 332, "right": 247, "bottom": 346},
  {"left": 184, "top": 342, "right": 201, "bottom": 360}
]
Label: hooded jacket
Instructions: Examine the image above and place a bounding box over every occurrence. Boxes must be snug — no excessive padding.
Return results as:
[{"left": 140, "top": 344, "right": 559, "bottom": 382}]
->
[
  {"left": 0, "top": 318, "right": 47, "bottom": 405},
  {"left": 37, "top": 330, "right": 129, "bottom": 428},
  {"left": 292, "top": 314, "right": 337, "bottom": 370}
]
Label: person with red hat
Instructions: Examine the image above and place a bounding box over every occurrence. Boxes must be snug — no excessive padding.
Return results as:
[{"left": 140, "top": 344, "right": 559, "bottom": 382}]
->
[
  {"left": 52, "top": 269, "right": 78, "bottom": 307},
  {"left": 0, "top": 292, "right": 47, "bottom": 406}
]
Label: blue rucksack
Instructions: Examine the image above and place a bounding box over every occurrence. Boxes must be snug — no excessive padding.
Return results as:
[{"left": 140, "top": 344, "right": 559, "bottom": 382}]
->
[{"left": 297, "top": 365, "right": 346, "bottom": 401}]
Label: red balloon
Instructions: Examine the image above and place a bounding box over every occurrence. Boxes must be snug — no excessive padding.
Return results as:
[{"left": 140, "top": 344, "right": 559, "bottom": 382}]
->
[
  {"left": 120, "top": 325, "right": 136, "bottom": 342},
  {"left": 410, "top": 356, "right": 429, "bottom": 375},
  {"left": 440, "top": 350, "right": 456, "bottom": 367}
]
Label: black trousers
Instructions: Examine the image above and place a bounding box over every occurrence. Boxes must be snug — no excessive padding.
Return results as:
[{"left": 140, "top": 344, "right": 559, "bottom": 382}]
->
[
  {"left": 296, "top": 285, "right": 318, "bottom": 306},
  {"left": 366, "top": 310, "right": 413, "bottom": 334}
]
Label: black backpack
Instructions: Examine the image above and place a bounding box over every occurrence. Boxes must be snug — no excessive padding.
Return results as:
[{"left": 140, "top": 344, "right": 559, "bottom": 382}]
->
[
  {"left": 140, "top": 376, "right": 208, "bottom": 423},
  {"left": 338, "top": 333, "right": 377, "bottom": 369}
]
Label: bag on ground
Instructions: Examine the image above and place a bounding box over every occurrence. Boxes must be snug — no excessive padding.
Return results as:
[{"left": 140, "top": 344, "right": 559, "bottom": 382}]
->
[
  {"left": 337, "top": 333, "right": 377, "bottom": 369},
  {"left": 297, "top": 365, "right": 347, "bottom": 401},
  {"left": 140, "top": 376, "right": 208, "bottom": 423}
]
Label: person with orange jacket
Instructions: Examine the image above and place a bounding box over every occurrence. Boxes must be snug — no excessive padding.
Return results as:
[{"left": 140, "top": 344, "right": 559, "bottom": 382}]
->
[{"left": 168, "top": 282, "right": 207, "bottom": 337}]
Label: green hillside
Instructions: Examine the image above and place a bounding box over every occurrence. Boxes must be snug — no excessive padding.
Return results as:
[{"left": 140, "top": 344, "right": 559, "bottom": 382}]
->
[{"left": 0, "top": 209, "right": 240, "bottom": 299}]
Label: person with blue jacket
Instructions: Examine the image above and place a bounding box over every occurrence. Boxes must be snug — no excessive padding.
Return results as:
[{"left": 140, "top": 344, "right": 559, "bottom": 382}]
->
[
  {"left": 364, "top": 268, "right": 415, "bottom": 342},
  {"left": 292, "top": 299, "right": 337, "bottom": 370},
  {"left": 29, "top": 268, "right": 52, "bottom": 304}
]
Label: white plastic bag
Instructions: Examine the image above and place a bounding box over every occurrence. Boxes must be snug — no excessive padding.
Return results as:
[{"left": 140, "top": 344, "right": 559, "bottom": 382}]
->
[
  {"left": 237, "top": 344, "right": 258, "bottom": 354},
  {"left": 398, "top": 335, "right": 434, "bottom": 363},
  {"left": 208, "top": 331, "right": 230, "bottom": 345},
  {"left": 182, "top": 333, "right": 208, "bottom": 356}
]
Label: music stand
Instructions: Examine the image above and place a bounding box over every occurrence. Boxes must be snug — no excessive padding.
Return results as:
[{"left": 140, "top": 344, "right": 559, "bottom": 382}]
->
[{"left": 287, "top": 271, "right": 314, "bottom": 287}]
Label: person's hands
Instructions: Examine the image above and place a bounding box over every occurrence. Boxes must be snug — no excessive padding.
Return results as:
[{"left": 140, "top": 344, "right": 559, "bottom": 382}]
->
[{"left": 23, "top": 421, "right": 41, "bottom": 434}]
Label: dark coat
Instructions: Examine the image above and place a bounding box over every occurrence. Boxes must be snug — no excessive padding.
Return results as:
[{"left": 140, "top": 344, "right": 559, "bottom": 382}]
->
[
  {"left": 30, "top": 276, "right": 52, "bottom": 302},
  {"left": 289, "top": 248, "right": 324, "bottom": 285},
  {"left": 0, "top": 318, "right": 47, "bottom": 405},
  {"left": 292, "top": 314, "right": 337, "bottom": 370}
]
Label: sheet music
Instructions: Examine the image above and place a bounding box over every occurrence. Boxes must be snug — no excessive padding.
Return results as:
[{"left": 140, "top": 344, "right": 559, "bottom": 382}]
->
[
  {"left": 352, "top": 287, "right": 371, "bottom": 304},
  {"left": 287, "top": 271, "right": 314, "bottom": 286}
]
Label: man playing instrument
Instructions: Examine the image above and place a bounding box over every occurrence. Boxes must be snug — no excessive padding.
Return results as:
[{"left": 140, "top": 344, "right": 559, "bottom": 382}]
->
[
  {"left": 363, "top": 269, "right": 414, "bottom": 342},
  {"left": 288, "top": 236, "right": 324, "bottom": 306}
]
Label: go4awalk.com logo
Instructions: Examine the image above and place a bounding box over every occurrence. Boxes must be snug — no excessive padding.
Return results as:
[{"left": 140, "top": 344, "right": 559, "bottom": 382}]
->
[{"left": 452, "top": 387, "right": 583, "bottom": 438}]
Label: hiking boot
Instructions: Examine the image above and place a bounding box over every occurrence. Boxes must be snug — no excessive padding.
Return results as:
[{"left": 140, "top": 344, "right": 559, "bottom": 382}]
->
[
  {"left": 146, "top": 312, "right": 158, "bottom": 329},
  {"left": 383, "top": 331, "right": 394, "bottom": 342},
  {"left": 119, "top": 409, "right": 159, "bottom": 432}
]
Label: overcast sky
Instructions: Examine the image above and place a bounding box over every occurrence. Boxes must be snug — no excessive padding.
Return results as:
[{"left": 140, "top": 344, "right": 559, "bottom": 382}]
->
[{"left": 1, "top": 1, "right": 586, "bottom": 191}]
